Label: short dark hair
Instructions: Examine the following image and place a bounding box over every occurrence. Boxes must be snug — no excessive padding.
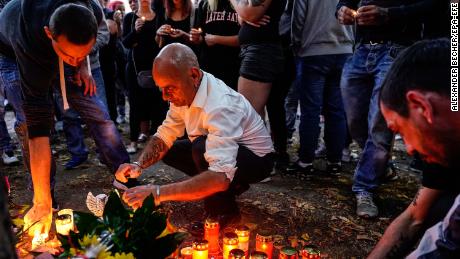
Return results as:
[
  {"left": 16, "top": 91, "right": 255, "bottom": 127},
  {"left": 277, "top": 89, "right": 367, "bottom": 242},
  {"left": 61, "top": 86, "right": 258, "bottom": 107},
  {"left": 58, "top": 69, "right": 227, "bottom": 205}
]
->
[
  {"left": 380, "top": 38, "right": 450, "bottom": 117},
  {"left": 49, "top": 3, "right": 98, "bottom": 45}
]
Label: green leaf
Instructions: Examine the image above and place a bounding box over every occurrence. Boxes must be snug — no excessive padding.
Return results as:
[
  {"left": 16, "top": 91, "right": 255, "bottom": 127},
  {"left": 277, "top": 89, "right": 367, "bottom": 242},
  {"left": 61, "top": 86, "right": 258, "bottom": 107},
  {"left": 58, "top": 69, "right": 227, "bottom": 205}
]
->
[
  {"left": 103, "top": 191, "right": 130, "bottom": 226},
  {"left": 136, "top": 233, "right": 186, "bottom": 259},
  {"left": 73, "top": 211, "right": 104, "bottom": 236}
]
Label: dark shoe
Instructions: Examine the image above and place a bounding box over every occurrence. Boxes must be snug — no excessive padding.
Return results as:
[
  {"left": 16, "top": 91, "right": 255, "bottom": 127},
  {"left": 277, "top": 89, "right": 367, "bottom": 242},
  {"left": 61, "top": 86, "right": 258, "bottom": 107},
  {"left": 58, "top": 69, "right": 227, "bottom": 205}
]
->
[
  {"left": 274, "top": 152, "right": 290, "bottom": 172},
  {"left": 64, "top": 155, "right": 88, "bottom": 170},
  {"left": 113, "top": 178, "right": 141, "bottom": 191},
  {"left": 384, "top": 162, "right": 398, "bottom": 181},
  {"left": 285, "top": 161, "right": 315, "bottom": 179},
  {"left": 326, "top": 162, "right": 342, "bottom": 175}
]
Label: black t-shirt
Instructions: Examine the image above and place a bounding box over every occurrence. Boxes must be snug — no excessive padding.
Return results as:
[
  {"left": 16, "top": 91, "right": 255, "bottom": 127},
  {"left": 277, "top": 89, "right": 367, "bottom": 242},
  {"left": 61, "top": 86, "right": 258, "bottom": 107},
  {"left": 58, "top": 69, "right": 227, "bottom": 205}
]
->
[
  {"left": 122, "top": 11, "right": 163, "bottom": 70},
  {"left": 238, "top": 0, "right": 286, "bottom": 45},
  {"left": 195, "top": 0, "right": 240, "bottom": 89},
  {"left": 163, "top": 16, "right": 191, "bottom": 46},
  {"left": 422, "top": 163, "right": 460, "bottom": 194}
]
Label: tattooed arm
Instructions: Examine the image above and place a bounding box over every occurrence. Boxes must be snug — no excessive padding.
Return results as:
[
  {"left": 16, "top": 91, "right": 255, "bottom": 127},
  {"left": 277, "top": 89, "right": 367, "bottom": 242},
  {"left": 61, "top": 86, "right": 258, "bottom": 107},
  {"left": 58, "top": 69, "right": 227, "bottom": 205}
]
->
[
  {"left": 137, "top": 136, "right": 169, "bottom": 169},
  {"left": 230, "top": 0, "right": 272, "bottom": 23},
  {"left": 367, "top": 187, "right": 442, "bottom": 258}
]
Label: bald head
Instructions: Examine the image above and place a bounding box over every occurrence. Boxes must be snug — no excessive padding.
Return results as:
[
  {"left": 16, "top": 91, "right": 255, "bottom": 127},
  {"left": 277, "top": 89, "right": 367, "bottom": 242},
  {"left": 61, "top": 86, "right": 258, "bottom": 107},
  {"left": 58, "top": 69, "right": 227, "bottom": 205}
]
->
[
  {"left": 154, "top": 43, "right": 199, "bottom": 73},
  {"left": 152, "top": 43, "right": 203, "bottom": 107}
]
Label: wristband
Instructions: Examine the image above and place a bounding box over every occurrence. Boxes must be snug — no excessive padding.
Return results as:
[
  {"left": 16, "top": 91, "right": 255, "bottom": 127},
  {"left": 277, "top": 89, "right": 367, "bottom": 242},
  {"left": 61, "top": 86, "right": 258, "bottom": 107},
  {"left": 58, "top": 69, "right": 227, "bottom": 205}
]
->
[{"left": 132, "top": 161, "right": 143, "bottom": 169}]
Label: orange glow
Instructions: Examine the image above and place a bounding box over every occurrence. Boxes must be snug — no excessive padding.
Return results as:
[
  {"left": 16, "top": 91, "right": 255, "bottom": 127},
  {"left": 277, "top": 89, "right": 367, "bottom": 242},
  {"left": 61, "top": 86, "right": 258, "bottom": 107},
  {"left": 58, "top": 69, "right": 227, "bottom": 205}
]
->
[
  {"left": 205, "top": 218, "right": 220, "bottom": 254},
  {"left": 255, "top": 232, "right": 273, "bottom": 259}
]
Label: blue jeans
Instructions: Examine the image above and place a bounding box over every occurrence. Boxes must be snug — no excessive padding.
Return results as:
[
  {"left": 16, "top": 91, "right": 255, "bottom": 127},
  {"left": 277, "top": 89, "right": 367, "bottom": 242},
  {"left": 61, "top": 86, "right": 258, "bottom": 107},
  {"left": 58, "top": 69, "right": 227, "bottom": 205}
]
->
[
  {"left": 341, "top": 43, "right": 405, "bottom": 194},
  {"left": 296, "top": 54, "right": 350, "bottom": 163},
  {"left": 284, "top": 79, "right": 298, "bottom": 139},
  {"left": 0, "top": 56, "right": 56, "bottom": 189},
  {"left": 54, "top": 65, "right": 129, "bottom": 172}
]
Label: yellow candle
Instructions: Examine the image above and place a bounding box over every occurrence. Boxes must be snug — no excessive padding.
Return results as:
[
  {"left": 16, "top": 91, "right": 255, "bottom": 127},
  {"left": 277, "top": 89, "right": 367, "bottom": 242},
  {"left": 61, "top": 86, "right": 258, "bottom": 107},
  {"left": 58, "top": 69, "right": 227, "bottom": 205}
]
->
[
  {"left": 180, "top": 246, "right": 193, "bottom": 259},
  {"left": 223, "top": 232, "right": 239, "bottom": 259},
  {"left": 192, "top": 239, "right": 208, "bottom": 259},
  {"left": 55, "top": 209, "right": 74, "bottom": 236},
  {"left": 235, "top": 225, "right": 250, "bottom": 255}
]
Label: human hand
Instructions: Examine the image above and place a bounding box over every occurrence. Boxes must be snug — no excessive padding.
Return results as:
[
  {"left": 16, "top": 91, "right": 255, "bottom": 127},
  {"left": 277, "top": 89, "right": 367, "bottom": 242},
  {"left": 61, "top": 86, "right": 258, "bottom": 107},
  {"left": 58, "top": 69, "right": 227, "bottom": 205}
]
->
[
  {"left": 24, "top": 203, "right": 52, "bottom": 237},
  {"left": 245, "top": 15, "right": 270, "bottom": 27},
  {"left": 115, "top": 163, "right": 142, "bottom": 183},
  {"left": 204, "top": 34, "right": 218, "bottom": 46},
  {"left": 135, "top": 18, "right": 145, "bottom": 32},
  {"left": 337, "top": 6, "right": 357, "bottom": 25},
  {"left": 73, "top": 60, "right": 96, "bottom": 96},
  {"left": 113, "top": 10, "right": 123, "bottom": 24},
  {"left": 189, "top": 28, "right": 203, "bottom": 44},
  {"left": 123, "top": 184, "right": 156, "bottom": 209},
  {"left": 356, "top": 5, "right": 389, "bottom": 26},
  {"left": 157, "top": 24, "right": 172, "bottom": 36},
  {"left": 169, "top": 28, "right": 186, "bottom": 38}
]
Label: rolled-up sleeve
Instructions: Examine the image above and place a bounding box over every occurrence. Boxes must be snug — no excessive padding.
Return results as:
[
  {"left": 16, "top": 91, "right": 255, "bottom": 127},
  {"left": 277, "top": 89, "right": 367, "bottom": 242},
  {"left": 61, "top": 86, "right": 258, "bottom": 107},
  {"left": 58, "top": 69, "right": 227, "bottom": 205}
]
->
[
  {"left": 154, "top": 105, "right": 185, "bottom": 148},
  {"left": 204, "top": 107, "right": 244, "bottom": 182}
]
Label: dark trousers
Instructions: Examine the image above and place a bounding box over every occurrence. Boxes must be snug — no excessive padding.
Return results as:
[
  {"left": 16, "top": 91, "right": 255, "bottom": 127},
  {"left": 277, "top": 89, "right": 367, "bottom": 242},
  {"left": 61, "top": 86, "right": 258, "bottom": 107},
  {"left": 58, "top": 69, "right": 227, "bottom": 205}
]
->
[{"left": 162, "top": 136, "right": 274, "bottom": 215}]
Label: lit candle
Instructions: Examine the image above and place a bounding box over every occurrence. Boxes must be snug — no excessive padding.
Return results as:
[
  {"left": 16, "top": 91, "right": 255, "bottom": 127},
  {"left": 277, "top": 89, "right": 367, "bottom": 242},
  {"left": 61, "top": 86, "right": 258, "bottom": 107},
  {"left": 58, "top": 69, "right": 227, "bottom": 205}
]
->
[
  {"left": 250, "top": 251, "right": 268, "bottom": 259},
  {"left": 255, "top": 232, "right": 273, "bottom": 259},
  {"left": 300, "top": 245, "right": 320, "bottom": 259},
  {"left": 235, "top": 225, "right": 250, "bottom": 255},
  {"left": 229, "top": 248, "right": 246, "bottom": 259},
  {"left": 31, "top": 230, "right": 48, "bottom": 250},
  {"left": 204, "top": 217, "right": 220, "bottom": 254},
  {"left": 192, "top": 239, "right": 208, "bottom": 259},
  {"left": 223, "top": 232, "right": 239, "bottom": 259},
  {"left": 55, "top": 209, "right": 74, "bottom": 236},
  {"left": 180, "top": 246, "right": 193, "bottom": 259},
  {"left": 141, "top": 16, "right": 146, "bottom": 21},
  {"left": 279, "top": 246, "right": 298, "bottom": 259}
]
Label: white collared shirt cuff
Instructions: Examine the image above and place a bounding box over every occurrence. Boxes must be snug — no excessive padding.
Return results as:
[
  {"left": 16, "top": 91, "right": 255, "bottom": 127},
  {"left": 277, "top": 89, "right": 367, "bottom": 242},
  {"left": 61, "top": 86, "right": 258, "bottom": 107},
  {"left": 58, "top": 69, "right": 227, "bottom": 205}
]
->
[{"left": 208, "top": 164, "right": 237, "bottom": 182}]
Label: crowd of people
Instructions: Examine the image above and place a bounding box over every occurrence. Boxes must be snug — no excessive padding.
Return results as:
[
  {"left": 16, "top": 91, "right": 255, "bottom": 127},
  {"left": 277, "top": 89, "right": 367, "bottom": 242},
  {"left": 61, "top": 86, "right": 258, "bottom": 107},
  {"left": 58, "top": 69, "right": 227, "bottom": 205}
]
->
[{"left": 0, "top": 0, "right": 457, "bottom": 257}]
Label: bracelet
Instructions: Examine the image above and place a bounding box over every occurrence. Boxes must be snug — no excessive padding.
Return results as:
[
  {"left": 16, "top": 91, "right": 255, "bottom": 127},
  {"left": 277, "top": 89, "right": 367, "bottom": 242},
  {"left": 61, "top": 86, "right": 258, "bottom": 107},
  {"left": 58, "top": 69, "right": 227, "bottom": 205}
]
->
[{"left": 131, "top": 161, "right": 143, "bottom": 170}]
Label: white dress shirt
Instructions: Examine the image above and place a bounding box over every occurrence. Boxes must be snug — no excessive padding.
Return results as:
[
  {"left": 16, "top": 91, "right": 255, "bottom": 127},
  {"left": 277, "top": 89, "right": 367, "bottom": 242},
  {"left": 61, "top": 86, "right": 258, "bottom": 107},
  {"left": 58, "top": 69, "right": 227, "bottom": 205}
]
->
[{"left": 155, "top": 71, "right": 274, "bottom": 181}]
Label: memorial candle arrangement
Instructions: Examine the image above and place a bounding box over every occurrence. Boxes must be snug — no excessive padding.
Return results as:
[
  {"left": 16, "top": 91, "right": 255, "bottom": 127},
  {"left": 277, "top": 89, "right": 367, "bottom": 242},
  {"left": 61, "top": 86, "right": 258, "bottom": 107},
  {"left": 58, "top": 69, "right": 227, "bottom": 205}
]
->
[
  {"left": 229, "top": 248, "right": 246, "bottom": 259},
  {"left": 300, "top": 245, "right": 321, "bottom": 259},
  {"left": 204, "top": 218, "right": 220, "bottom": 255},
  {"left": 279, "top": 246, "right": 298, "bottom": 259},
  {"left": 180, "top": 246, "right": 193, "bottom": 259},
  {"left": 255, "top": 232, "right": 274, "bottom": 259},
  {"left": 223, "top": 232, "right": 239, "bottom": 259},
  {"left": 235, "top": 225, "right": 250, "bottom": 256},
  {"left": 192, "top": 239, "right": 209, "bottom": 259}
]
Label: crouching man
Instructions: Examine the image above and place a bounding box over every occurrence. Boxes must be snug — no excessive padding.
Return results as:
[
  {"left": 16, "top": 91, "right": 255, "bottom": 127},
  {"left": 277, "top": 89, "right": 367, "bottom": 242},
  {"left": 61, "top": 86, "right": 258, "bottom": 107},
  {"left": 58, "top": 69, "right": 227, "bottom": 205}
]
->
[{"left": 115, "top": 43, "right": 274, "bottom": 225}]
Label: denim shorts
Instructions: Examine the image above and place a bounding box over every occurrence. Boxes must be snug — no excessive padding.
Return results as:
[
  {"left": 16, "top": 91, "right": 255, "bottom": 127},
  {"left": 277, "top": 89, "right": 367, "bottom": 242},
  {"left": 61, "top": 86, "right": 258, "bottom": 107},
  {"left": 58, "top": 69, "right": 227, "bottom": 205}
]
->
[{"left": 239, "top": 43, "right": 284, "bottom": 83}]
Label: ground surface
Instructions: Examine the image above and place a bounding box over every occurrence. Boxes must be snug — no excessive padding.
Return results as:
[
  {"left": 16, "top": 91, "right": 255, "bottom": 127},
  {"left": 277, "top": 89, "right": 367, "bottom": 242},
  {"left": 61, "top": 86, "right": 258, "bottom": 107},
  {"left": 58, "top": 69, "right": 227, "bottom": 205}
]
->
[{"left": 2, "top": 109, "right": 420, "bottom": 258}]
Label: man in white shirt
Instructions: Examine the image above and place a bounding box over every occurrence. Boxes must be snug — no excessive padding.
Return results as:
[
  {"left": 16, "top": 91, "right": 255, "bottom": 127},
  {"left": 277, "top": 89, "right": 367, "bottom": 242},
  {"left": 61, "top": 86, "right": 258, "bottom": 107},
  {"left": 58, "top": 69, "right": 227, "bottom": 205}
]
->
[{"left": 115, "top": 43, "right": 274, "bottom": 223}]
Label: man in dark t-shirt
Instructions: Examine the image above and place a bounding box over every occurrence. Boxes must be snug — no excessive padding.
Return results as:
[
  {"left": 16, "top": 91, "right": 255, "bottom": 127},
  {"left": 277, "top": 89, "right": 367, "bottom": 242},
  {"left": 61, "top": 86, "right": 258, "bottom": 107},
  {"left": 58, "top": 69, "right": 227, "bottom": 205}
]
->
[
  {"left": 0, "top": 0, "right": 99, "bottom": 237},
  {"left": 373, "top": 39, "right": 460, "bottom": 258}
]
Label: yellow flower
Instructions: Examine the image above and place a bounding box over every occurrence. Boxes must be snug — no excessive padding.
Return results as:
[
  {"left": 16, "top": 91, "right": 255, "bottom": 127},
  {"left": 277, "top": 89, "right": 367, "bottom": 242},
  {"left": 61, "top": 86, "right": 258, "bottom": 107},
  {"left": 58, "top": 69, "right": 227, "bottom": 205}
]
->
[
  {"left": 79, "top": 234, "right": 99, "bottom": 247},
  {"left": 96, "top": 249, "right": 113, "bottom": 259},
  {"left": 107, "top": 252, "right": 135, "bottom": 259}
]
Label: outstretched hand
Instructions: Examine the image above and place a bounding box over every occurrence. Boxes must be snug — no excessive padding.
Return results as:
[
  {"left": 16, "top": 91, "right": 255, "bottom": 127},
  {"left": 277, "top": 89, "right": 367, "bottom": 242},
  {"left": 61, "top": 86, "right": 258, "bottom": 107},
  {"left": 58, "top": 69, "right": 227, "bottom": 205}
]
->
[{"left": 73, "top": 61, "right": 96, "bottom": 96}]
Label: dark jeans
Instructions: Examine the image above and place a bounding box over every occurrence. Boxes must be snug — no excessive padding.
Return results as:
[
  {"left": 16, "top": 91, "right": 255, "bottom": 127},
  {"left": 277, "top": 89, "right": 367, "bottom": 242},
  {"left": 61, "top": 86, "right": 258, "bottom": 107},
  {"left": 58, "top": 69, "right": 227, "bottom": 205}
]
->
[
  {"left": 53, "top": 65, "right": 129, "bottom": 172},
  {"left": 162, "top": 136, "right": 274, "bottom": 215},
  {"left": 267, "top": 45, "right": 295, "bottom": 154},
  {"left": 296, "top": 54, "right": 350, "bottom": 163},
  {"left": 0, "top": 85, "right": 13, "bottom": 154},
  {"left": 341, "top": 43, "right": 405, "bottom": 194}
]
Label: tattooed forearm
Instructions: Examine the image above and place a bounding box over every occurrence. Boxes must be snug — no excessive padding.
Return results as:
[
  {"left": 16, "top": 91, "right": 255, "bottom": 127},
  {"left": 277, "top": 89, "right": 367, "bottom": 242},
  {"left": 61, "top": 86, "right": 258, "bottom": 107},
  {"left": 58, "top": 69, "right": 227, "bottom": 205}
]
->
[
  {"left": 138, "top": 136, "right": 169, "bottom": 169},
  {"left": 386, "top": 233, "right": 417, "bottom": 258},
  {"left": 412, "top": 187, "right": 423, "bottom": 206}
]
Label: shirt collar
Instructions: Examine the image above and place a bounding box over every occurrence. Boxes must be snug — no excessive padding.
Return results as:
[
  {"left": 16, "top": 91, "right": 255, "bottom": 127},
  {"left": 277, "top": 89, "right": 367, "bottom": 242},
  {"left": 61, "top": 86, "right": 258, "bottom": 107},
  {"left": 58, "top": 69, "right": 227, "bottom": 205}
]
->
[{"left": 190, "top": 71, "right": 208, "bottom": 109}]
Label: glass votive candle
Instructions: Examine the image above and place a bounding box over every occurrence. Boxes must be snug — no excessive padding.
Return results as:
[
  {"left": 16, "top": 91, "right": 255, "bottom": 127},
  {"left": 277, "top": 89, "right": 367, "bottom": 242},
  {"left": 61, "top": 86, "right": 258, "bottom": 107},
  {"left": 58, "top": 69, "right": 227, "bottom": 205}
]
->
[
  {"left": 250, "top": 251, "right": 268, "bottom": 259},
  {"left": 55, "top": 209, "right": 74, "bottom": 235},
  {"left": 229, "top": 248, "right": 246, "bottom": 259},
  {"left": 255, "top": 231, "right": 273, "bottom": 259},
  {"left": 192, "top": 239, "right": 208, "bottom": 259},
  {"left": 223, "top": 232, "right": 239, "bottom": 259},
  {"left": 279, "top": 246, "right": 298, "bottom": 259},
  {"left": 204, "top": 217, "right": 220, "bottom": 254},
  {"left": 180, "top": 246, "right": 193, "bottom": 259},
  {"left": 300, "top": 245, "right": 321, "bottom": 259},
  {"left": 235, "top": 225, "right": 250, "bottom": 255}
]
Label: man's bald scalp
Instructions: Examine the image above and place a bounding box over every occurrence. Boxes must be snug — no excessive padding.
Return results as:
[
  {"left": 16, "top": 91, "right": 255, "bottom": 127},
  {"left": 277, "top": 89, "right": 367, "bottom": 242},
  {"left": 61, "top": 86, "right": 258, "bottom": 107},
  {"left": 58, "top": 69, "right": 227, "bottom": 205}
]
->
[{"left": 154, "top": 43, "right": 199, "bottom": 71}]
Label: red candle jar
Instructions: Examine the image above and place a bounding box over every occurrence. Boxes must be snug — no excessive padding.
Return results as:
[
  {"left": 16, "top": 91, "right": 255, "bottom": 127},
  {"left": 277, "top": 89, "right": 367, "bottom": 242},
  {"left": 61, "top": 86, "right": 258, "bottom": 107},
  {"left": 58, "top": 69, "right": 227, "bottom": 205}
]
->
[
  {"left": 300, "top": 245, "right": 321, "bottom": 259},
  {"left": 255, "top": 231, "right": 273, "bottom": 259},
  {"left": 204, "top": 217, "right": 220, "bottom": 254},
  {"left": 279, "top": 246, "right": 298, "bottom": 259}
]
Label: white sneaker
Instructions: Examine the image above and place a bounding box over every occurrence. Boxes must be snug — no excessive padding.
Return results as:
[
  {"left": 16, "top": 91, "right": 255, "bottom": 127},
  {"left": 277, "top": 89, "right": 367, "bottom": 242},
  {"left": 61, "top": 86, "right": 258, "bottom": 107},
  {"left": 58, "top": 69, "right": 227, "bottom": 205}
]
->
[
  {"left": 126, "top": 142, "right": 137, "bottom": 154},
  {"left": 259, "top": 177, "right": 272, "bottom": 183},
  {"left": 2, "top": 151, "right": 19, "bottom": 165},
  {"left": 116, "top": 115, "right": 126, "bottom": 124}
]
